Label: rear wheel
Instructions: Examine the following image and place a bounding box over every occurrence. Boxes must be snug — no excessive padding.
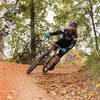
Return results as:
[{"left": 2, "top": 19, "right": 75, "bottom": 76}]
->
[
  {"left": 43, "top": 55, "right": 56, "bottom": 73},
  {"left": 42, "top": 65, "right": 49, "bottom": 73}
]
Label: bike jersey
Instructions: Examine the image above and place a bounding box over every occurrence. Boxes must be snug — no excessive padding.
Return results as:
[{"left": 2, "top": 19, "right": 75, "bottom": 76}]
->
[{"left": 50, "top": 29, "right": 78, "bottom": 51}]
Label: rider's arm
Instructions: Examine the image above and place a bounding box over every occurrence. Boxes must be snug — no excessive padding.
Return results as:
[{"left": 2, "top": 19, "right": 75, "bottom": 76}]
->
[
  {"left": 50, "top": 29, "right": 65, "bottom": 36},
  {"left": 66, "top": 34, "right": 78, "bottom": 51}
]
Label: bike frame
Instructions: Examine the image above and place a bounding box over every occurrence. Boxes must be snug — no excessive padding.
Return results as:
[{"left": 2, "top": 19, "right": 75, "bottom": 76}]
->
[
  {"left": 26, "top": 39, "right": 63, "bottom": 74},
  {"left": 42, "top": 43, "right": 62, "bottom": 65}
]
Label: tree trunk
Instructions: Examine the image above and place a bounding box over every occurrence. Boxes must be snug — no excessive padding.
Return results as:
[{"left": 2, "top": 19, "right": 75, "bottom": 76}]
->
[
  {"left": 88, "top": 0, "right": 98, "bottom": 51},
  {"left": 0, "top": 37, "right": 4, "bottom": 60},
  {"left": 30, "top": 0, "right": 36, "bottom": 62}
]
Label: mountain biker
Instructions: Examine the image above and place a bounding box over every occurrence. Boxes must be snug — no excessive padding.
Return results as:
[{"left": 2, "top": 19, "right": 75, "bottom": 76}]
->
[{"left": 46, "top": 22, "right": 78, "bottom": 71}]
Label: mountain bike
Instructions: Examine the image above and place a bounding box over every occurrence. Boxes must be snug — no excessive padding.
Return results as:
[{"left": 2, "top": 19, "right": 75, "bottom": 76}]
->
[{"left": 26, "top": 43, "right": 62, "bottom": 74}]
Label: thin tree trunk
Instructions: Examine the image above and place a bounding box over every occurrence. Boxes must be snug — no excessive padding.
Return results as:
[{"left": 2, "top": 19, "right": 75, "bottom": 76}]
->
[
  {"left": 30, "top": 0, "right": 36, "bottom": 62},
  {"left": 88, "top": 0, "right": 98, "bottom": 51},
  {"left": 0, "top": 37, "right": 4, "bottom": 60}
]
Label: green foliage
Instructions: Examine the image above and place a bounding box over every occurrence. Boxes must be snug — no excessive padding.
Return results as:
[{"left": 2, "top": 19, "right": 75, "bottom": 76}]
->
[
  {"left": 86, "top": 51, "right": 100, "bottom": 78},
  {"left": 59, "top": 49, "right": 86, "bottom": 66},
  {"left": 1, "top": 0, "right": 100, "bottom": 68},
  {"left": 3, "top": 0, "right": 55, "bottom": 64},
  {"left": 53, "top": 0, "right": 100, "bottom": 51}
]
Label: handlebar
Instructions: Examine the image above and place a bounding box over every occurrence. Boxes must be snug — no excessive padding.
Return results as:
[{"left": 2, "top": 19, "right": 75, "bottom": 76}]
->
[{"left": 46, "top": 35, "right": 67, "bottom": 53}]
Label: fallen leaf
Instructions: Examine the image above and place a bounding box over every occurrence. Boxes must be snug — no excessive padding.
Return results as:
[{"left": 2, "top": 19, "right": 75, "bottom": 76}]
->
[
  {"left": 7, "top": 95, "right": 13, "bottom": 100},
  {"left": 96, "top": 83, "right": 100, "bottom": 88}
]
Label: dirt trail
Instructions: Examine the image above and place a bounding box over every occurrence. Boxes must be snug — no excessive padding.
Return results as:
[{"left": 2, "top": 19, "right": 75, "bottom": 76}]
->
[{"left": 0, "top": 61, "right": 80, "bottom": 100}]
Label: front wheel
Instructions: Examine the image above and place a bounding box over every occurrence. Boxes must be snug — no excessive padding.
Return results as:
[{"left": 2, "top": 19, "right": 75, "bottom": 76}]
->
[
  {"left": 26, "top": 60, "right": 39, "bottom": 74},
  {"left": 26, "top": 50, "right": 50, "bottom": 74}
]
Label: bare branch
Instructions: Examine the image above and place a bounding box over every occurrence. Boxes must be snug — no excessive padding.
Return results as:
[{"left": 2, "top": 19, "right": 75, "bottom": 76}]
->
[
  {"left": 96, "top": 31, "right": 100, "bottom": 34},
  {"left": 15, "top": 0, "right": 19, "bottom": 5}
]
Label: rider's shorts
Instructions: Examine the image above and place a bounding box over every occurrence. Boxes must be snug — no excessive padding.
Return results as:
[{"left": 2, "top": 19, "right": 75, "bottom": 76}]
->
[{"left": 54, "top": 38, "right": 71, "bottom": 58}]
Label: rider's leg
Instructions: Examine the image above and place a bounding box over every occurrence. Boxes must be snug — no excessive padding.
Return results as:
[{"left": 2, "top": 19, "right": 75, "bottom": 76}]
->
[
  {"left": 49, "top": 38, "right": 65, "bottom": 70},
  {"left": 49, "top": 50, "right": 65, "bottom": 70},
  {"left": 48, "top": 55, "right": 61, "bottom": 70},
  {"left": 54, "top": 55, "right": 61, "bottom": 64},
  {"left": 49, "top": 55, "right": 61, "bottom": 70}
]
